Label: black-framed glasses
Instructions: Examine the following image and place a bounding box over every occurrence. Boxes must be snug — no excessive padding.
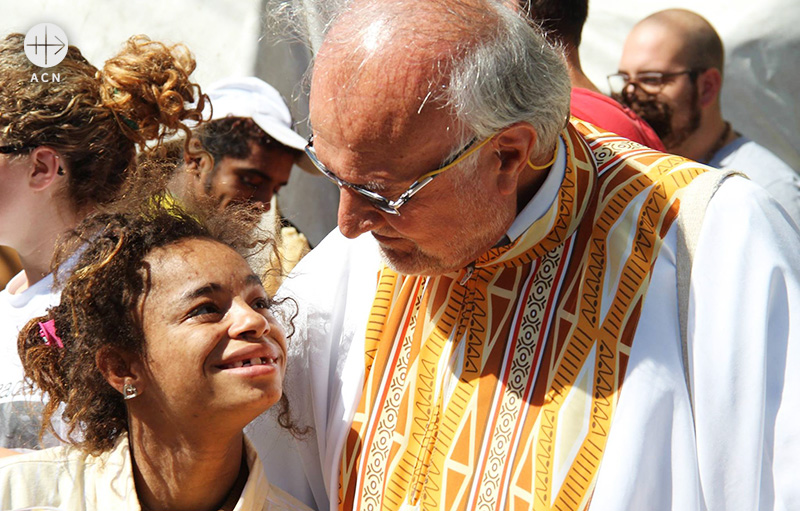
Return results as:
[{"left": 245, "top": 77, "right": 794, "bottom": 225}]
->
[
  {"left": 607, "top": 69, "right": 704, "bottom": 96},
  {"left": 304, "top": 134, "right": 493, "bottom": 216},
  {"left": 0, "top": 142, "right": 35, "bottom": 154}
]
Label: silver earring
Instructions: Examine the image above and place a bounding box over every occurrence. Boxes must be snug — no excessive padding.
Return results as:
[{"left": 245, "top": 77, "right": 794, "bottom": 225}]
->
[{"left": 123, "top": 382, "right": 138, "bottom": 400}]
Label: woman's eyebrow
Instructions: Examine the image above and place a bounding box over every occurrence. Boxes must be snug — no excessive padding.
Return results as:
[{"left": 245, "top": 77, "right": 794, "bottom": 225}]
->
[
  {"left": 245, "top": 274, "right": 263, "bottom": 288},
  {"left": 179, "top": 275, "right": 263, "bottom": 301},
  {"left": 181, "top": 283, "right": 222, "bottom": 301}
]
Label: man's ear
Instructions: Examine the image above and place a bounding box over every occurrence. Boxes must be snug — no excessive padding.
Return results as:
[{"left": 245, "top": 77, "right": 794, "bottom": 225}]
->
[
  {"left": 697, "top": 68, "right": 722, "bottom": 108},
  {"left": 183, "top": 138, "right": 214, "bottom": 178},
  {"left": 28, "top": 146, "right": 63, "bottom": 192},
  {"left": 96, "top": 346, "right": 147, "bottom": 398},
  {"left": 493, "top": 122, "right": 538, "bottom": 195}
]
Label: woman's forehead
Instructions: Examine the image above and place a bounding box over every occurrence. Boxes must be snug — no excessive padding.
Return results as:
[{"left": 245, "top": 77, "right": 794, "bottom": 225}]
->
[{"left": 144, "top": 238, "right": 256, "bottom": 295}]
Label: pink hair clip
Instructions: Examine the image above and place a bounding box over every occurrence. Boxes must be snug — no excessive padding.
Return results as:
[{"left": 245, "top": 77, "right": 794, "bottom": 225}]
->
[{"left": 38, "top": 319, "right": 64, "bottom": 348}]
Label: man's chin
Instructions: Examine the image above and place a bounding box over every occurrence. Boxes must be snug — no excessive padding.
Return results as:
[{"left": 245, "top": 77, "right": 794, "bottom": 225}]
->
[
  {"left": 379, "top": 245, "right": 426, "bottom": 275},
  {"left": 378, "top": 244, "right": 465, "bottom": 276}
]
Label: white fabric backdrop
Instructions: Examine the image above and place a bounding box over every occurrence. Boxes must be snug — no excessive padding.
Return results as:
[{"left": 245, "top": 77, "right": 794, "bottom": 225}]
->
[{"left": 0, "top": 0, "right": 262, "bottom": 87}]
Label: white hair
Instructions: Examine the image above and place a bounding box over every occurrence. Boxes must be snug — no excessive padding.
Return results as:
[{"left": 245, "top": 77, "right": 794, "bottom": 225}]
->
[
  {"left": 442, "top": 2, "right": 571, "bottom": 159},
  {"left": 268, "top": 0, "right": 571, "bottom": 159}
]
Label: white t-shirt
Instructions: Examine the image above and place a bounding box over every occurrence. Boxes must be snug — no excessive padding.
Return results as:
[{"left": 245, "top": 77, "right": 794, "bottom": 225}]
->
[
  {"left": 709, "top": 136, "right": 800, "bottom": 227},
  {"left": 0, "top": 271, "right": 66, "bottom": 450}
]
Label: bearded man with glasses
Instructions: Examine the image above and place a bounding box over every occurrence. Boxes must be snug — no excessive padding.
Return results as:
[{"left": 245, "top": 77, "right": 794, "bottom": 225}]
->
[
  {"left": 247, "top": 1, "right": 800, "bottom": 510},
  {"left": 613, "top": 8, "right": 800, "bottom": 225}
]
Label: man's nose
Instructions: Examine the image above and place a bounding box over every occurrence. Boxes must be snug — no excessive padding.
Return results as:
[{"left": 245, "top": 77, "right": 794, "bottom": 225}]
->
[
  {"left": 622, "top": 81, "right": 639, "bottom": 100},
  {"left": 337, "top": 188, "right": 385, "bottom": 239},
  {"left": 622, "top": 81, "right": 652, "bottom": 103},
  {"left": 251, "top": 187, "right": 274, "bottom": 210}
]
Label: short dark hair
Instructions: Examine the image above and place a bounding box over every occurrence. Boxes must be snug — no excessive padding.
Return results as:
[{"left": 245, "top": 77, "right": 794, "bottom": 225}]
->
[
  {"left": 194, "top": 116, "right": 302, "bottom": 169},
  {"left": 518, "top": 0, "right": 589, "bottom": 48},
  {"left": 640, "top": 9, "right": 725, "bottom": 72}
]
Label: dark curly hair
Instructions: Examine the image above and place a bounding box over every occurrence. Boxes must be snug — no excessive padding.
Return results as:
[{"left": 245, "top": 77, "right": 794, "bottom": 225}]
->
[
  {"left": 518, "top": 0, "right": 588, "bottom": 48},
  {"left": 194, "top": 116, "right": 302, "bottom": 182},
  {"left": 16, "top": 195, "right": 304, "bottom": 454},
  {"left": 0, "top": 33, "right": 206, "bottom": 210}
]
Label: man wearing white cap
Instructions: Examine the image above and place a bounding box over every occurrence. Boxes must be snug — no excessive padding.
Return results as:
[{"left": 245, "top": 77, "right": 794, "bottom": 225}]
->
[
  {"left": 176, "top": 76, "right": 311, "bottom": 211},
  {"left": 168, "top": 76, "right": 312, "bottom": 292}
]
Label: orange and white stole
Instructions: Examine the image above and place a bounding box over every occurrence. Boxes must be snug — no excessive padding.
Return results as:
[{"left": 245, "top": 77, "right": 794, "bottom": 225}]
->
[{"left": 339, "top": 120, "right": 709, "bottom": 511}]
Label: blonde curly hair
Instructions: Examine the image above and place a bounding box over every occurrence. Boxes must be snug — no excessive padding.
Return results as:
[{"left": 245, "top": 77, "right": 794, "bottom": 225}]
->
[{"left": 0, "top": 34, "right": 206, "bottom": 210}]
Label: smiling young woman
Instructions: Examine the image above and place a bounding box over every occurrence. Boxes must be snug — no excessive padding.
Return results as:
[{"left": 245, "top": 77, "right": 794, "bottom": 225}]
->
[{"left": 0, "top": 198, "right": 310, "bottom": 511}]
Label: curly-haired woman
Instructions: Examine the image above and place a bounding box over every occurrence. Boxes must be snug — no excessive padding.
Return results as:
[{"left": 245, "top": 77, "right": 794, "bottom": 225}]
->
[
  {"left": 0, "top": 199, "right": 310, "bottom": 511},
  {"left": 0, "top": 33, "right": 204, "bottom": 450}
]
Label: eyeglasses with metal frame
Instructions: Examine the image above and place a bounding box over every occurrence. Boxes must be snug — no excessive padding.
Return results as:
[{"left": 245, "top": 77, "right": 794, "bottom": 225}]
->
[
  {"left": 304, "top": 134, "right": 493, "bottom": 216},
  {"left": 606, "top": 69, "right": 705, "bottom": 96}
]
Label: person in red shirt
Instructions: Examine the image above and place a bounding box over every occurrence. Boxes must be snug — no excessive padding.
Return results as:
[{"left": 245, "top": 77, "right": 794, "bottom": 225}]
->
[{"left": 518, "top": 0, "right": 665, "bottom": 150}]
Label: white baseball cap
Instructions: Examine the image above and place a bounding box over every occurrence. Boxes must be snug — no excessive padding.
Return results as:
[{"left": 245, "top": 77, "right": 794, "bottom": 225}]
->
[{"left": 203, "top": 77, "right": 314, "bottom": 171}]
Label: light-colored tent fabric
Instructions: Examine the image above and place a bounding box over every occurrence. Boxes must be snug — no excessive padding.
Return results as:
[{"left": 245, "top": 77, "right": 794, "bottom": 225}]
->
[{"left": 0, "top": 0, "right": 262, "bottom": 87}]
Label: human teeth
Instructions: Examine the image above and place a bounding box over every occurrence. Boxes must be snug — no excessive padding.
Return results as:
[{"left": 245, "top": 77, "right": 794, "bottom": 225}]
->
[{"left": 220, "top": 357, "right": 274, "bottom": 369}]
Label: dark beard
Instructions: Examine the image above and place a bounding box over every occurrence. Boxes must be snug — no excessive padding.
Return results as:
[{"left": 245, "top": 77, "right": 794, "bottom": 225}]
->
[
  {"left": 613, "top": 91, "right": 701, "bottom": 151},
  {"left": 613, "top": 92, "right": 673, "bottom": 141}
]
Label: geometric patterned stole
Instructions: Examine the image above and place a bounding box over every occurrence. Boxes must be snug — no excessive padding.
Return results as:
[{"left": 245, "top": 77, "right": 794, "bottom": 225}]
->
[{"left": 339, "top": 119, "right": 709, "bottom": 511}]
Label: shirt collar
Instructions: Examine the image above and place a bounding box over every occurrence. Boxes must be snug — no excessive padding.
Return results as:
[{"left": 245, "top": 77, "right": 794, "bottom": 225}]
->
[{"left": 504, "top": 136, "right": 567, "bottom": 244}]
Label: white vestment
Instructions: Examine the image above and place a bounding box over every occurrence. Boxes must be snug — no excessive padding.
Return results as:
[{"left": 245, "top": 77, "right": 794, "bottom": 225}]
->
[{"left": 248, "top": 163, "right": 800, "bottom": 510}]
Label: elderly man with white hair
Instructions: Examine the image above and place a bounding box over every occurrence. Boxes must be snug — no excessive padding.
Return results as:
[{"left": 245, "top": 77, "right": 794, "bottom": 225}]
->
[{"left": 248, "top": 1, "right": 800, "bottom": 510}]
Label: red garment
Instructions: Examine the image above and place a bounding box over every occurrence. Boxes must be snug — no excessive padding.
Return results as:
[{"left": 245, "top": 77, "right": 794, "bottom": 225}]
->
[{"left": 570, "top": 87, "right": 665, "bottom": 151}]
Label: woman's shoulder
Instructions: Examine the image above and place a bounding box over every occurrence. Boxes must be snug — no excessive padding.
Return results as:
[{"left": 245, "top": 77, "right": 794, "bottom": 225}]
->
[
  {"left": 0, "top": 435, "right": 137, "bottom": 510},
  {"left": 0, "top": 442, "right": 80, "bottom": 470},
  {"left": 0, "top": 445, "right": 86, "bottom": 509}
]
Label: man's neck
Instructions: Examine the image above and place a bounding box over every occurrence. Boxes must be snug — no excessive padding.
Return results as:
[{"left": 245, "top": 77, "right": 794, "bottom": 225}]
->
[
  {"left": 565, "top": 48, "right": 600, "bottom": 94},
  {"left": 516, "top": 162, "right": 551, "bottom": 216},
  {"left": 672, "top": 112, "right": 736, "bottom": 163},
  {"left": 166, "top": 166, "right": 192, "bottom": 204}
]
